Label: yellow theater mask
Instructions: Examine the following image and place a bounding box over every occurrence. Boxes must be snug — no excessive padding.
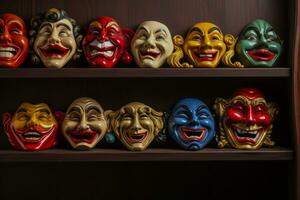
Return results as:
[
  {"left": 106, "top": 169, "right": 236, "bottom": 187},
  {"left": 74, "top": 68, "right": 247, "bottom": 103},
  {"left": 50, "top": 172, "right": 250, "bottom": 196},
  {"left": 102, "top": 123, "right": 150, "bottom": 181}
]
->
[{"left": 168, "top": 22, "right": 242, "bottom": 68}]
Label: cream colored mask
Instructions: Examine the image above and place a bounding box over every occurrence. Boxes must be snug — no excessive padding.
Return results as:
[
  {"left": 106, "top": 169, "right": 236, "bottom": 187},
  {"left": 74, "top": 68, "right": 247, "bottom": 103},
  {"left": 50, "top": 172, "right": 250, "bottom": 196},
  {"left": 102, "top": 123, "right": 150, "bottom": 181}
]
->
[
  {"left": 109, "top": 102, "right": 164, "bottom": 151},
  {"left": 131, "top": 21, "right": 174, "bottom": 68},
  {"left": 31, "top": 8, "right": 80, "bottom": 68},
  {"left": 62, "top": 97, "right": 108, "bottom": 150}
]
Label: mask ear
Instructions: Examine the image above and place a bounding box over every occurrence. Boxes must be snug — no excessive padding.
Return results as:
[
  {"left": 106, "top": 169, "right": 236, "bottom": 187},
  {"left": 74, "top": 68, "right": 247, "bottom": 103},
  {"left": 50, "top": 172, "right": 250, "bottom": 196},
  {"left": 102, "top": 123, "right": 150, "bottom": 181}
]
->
[
  {"left": 222, "top": 34, "right": 244, "bottom": 68},
  {"left": 2, "top": 112, "right": 12, "bottom": 132},
  {"left": 121, "top": 28, "right": 134, "bottom": 64},
  {"left": 54, "top": 111, "right": 65, "bottom": 124},
  {"left": 213, "top": 98, "right": 228, "bottom": 117}
]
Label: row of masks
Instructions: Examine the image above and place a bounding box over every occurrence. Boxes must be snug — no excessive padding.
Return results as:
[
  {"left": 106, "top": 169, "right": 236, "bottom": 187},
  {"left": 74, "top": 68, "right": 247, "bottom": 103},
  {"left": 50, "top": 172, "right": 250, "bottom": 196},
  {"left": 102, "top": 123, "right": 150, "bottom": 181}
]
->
[
  {"left": 0, "top": 8, "right": 283, "bottom": 69},
  {"left": 3, "top": 88, "right": 278, "bottom": 151}
]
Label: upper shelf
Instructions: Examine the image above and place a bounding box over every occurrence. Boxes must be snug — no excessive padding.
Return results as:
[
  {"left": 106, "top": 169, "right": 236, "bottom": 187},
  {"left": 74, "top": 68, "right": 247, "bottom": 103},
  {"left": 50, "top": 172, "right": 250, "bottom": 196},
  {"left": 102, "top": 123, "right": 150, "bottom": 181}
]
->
[{"left": 0, "top": 67, "right": 291, "bottom": 78}]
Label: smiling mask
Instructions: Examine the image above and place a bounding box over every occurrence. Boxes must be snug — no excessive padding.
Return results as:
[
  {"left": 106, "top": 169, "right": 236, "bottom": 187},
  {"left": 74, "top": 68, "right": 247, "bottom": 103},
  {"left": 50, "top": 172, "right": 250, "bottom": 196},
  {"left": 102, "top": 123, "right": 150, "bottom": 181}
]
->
[
  {"left": 214, "top": 88, "right": 278, "bottom": 149},
  {"left": 30, "top": 8, "right": 82, "bottom": 68},
  {"left": 0, "top": 13, "right": 29, "bottom": 68},
  {"left": 168, "top": 98, "right": 215, "bottom": 150},
  {"left": 236, "top": 19, "right": 283, "bottom": 67},
  {"left": 62, "top": 97, "right": 108, "bottom": 150},
  {"left": 131, "top": 21, "right": 174, "bottom": 68},
  {"left": 109, "top": 102, "right": 163, "bottom": 151},
  {"left": 3, "top": 103, "right": 58, "bottom": 150},
  {"left": 82, "top": 16, "right": 133, "bottom": 68}
]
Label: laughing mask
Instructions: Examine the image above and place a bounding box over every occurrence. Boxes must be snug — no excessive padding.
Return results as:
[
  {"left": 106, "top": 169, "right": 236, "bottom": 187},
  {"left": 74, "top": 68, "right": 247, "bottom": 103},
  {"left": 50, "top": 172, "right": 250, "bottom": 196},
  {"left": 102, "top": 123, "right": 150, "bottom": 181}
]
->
[
  {"left": 62, "top": 97, "right": 109, "bottom": 150},
  {"left": 30, "top": 8, "right": 82, "bottom": 68},
  {"left": 214, "top": 88, "right": 278, "bottom": 149},
  {"left": 2, "top": 103, "right": 58, "bottom": 150},
  {"left": 131, "top": 21, "right": 174, "bottom": 68},
  {"left": 0, "top": 13, "right": 29, "bottom": 68},
  {"left": 168, "top": 22, "right": 239, "bottom": 68},
  {"left": 236, "top": 19, "right": 283, "bottom": 67},
  {"left": 82, "top": 16, "right": 133, "bottom": 68},
  {"left": 168, "top": 98, "right": 215, "bottom": 150},
  {"left": 109, "top": 102, "right": 163, "bottom": 151}
]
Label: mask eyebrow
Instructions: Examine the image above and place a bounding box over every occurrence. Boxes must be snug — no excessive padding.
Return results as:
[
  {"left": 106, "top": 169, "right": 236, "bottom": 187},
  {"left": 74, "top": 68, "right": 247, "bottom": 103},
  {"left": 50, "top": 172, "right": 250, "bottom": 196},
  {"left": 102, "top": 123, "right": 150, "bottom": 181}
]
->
[
  {"left": 56, "top": 23, "right": 71, "bottom": 31},
  {"left": 244, "top": 26, "right": 260, "bottom": 35},
  {"left": 189, "top": 27, "right": 203, "bottom": 36},
  {"left": 67, "top": 107, "right": 81, "bottom": 114},
  {"left": 138, "top": 26, "right": 150, "bottom": 34},
  {"left": 90, "top": 21, "right": 101, "bottom": 29},
  {"left": 39, "top": 22, "right": 52, "bottom": 30},
  {"left": 175, "top": 105, "right": 191, "bottom": 113},
  {"left": 196, "top": 105, "right": 208, "bottom": 114},
  {"left": 16, "top": 108, "right": 28, "bottom": 113},
  {"left": 37, "top": 108, "right": 50, "bottom": 114},
  {"left": 86, "top": 106, "right": 102, "bottom": 114},
  {"left": 208, "top": 27, "right": 222, "bottom": 34},
  {"left": 155, "top": 28, "right": 167, "bottom": 35}
]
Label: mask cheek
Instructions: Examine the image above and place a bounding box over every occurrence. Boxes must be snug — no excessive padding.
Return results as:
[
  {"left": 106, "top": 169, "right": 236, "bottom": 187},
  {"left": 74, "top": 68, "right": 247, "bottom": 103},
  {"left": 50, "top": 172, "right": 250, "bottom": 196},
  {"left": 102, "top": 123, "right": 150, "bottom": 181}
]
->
[{"left": 268, "top": 42, "right": 282, "bottom": 55}]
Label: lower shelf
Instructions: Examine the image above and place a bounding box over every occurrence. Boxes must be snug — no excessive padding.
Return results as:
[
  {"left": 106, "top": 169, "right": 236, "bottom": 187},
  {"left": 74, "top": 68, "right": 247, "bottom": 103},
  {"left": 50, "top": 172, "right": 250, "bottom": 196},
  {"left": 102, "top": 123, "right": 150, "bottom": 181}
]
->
[{"left": 0, "top": 147, "right": 293, "bottom": 162}]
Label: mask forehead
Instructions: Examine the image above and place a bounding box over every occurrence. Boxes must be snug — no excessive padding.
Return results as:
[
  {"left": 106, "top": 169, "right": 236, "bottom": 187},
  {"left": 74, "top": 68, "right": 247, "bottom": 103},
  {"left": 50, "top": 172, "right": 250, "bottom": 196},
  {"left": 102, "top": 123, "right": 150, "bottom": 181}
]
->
[
  {"left": 67, "top": 97, "right": 103, "bottom": 114},
  {"left": 138, "top": 21, "right": 171, "bottom": 36},
  {"left": 0, "top": 13, "right": 26, "bottom": 32},
  {"left": 242, "top": 19, "right": 272, "bottom": 36},
  {"left": 40, "top": 18, "right": 73, "bottom": 32},
  {"left": 96, "top": 16, "right": 120, "bottom": 30},
  {"left": 174, "top": 98, "right": 207, "bottom": 112},
  {"left": 187, "top": 22, "right": 223, "bottom": 39},
  {"left": 15, "top": 102, "right": 52, "bottom": 115},
  {"left": 233, "top": 88, "right": 264, "bottom": 100}
]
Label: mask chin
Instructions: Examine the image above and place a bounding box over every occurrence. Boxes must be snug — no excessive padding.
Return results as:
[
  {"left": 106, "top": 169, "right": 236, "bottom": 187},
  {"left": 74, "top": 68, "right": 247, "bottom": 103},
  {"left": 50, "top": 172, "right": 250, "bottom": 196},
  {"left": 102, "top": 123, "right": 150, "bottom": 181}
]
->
[{"left": 187, "top": 142, "right": 202, "bottom": 151}]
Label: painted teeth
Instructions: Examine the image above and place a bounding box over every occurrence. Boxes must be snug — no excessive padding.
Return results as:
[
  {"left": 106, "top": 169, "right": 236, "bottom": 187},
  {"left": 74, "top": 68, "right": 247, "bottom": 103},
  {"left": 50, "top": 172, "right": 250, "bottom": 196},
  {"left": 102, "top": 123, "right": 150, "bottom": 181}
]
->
[
  {"left": 0, "top": 52, "right": 14, "bottom": 58},
  {"left": 90, "top": 40, "right": 114, "bottom": 49},
  {"left": 199, "top": 54, "right": 213, "bottom": 58},
  {"left": 0, "top": 47, "right": 16, "bottom": 51},
  {"left": 91, "top": 50, "right": 114, "bottom": 57},
  {"left": 236, "top": 129, "right": 258, "bottom": 135},
  {"left": 24, "top": 132, "right": 40, "bottom": 136}
]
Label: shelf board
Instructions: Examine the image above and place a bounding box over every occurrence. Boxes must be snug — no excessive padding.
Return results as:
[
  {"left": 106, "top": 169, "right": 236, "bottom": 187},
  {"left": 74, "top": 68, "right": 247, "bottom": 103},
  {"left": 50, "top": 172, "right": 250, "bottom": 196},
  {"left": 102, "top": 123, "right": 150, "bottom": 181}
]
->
[
  {"left": 0, "top": 67, "right": 290, "bottom": 78},
  {"left": 0, "top": 147, "right": 293, "bottom": 162}
]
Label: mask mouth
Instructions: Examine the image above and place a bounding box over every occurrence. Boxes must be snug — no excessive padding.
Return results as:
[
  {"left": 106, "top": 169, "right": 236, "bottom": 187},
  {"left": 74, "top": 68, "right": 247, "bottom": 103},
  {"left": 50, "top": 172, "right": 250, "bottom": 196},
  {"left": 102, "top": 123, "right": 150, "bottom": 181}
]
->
[
  {"left": 0, "top": 43, "right": 20, "bottom": 59},
  {"left": 139, "top": 49, "right": 160, "bottom": 60},
  {"left": 247, "top": 49, "right": 275, "bottom": 61},
  {"left": 232, "top": 125, "right": 263, "bottom": 144},
  {"left": 89, "top": 39, "right": 116, "bottom": 59},
  {"left": 180, "top": 127, "right": 206, "bottom": 141},
  {"left": 22, "top": 131, "right": 41, "bottom": 142},
  {"left": 126, "top": 131, "right": 147, "bottom": 143},
  {"left": 193, "top": 49, "right": 217, "bottom": 62},
  {"left": 69, "top": 129, "right": 97, "bottom": 144},
  {"left": 41, "top": 44, "right": 69, "bottom": 58}
]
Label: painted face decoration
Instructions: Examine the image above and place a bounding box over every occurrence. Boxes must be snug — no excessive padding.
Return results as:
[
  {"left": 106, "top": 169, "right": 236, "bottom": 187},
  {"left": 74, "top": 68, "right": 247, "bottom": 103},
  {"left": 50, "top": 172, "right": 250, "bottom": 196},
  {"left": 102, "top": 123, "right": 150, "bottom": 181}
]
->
[
  {"left": 109, "top": 102, "right": 163, "bottom": 151},
  {"left": 131, "top": 21, "right": 174, "bottom": 68},
  {"left": 214, "top": 88, "right": 278, "bottom": 149},
  {"left": 0, "top": 13, "right": 29, "bottom": 68},
  {"left": 236, "top": 19, "right": 283, "bottom": 67},
  {"left": 62, "top": 97, "right": 108, "bottom": 150},
  {"left": 30, "top": 8, "right": 82, "bottom": 68},
  {"left": 2, "top": 103, "right": 58, "bottom": 150},
  {"left": 183, "top": 22, "right": 227, "bottom": 68},
  {"left": 82, "top": 16, "right": 133, "bottom": 68},
  {"left": 168, "top": 98, "right": 215, "bottom": 150}
]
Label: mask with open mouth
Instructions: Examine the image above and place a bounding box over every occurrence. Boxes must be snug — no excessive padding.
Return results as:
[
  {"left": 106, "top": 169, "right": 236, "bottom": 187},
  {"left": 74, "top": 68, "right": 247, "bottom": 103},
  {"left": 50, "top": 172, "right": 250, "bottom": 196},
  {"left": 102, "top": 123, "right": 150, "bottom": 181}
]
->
[
  {"left": 2, "top": 103, "right": 58, "bottom": 150},
  {"left": 131, "top": 21, "right": 174, "bottom": 68},
  {"left": 62, "top": 97, "right": 109, "bottom": 150},
  {"left": 82, "top": 16, "right": 133, "bottom": 68},
  {"left": 214, "top": 88, "right": 279, "bottom": 149},
  {"left": 109, "top": 102, "right": 163, "bottom": 151},
  {"left": 30, "top": 8, "right": 82, "bottom": 68},
  {"left": 0, "top": 13, "right": 29, "bottom": 68},
  {"left": 236, "top": 19, "right": 283, "bottom": 67},
  {"left": 168, "top": 98, "right": 215, "bottom": 150}
]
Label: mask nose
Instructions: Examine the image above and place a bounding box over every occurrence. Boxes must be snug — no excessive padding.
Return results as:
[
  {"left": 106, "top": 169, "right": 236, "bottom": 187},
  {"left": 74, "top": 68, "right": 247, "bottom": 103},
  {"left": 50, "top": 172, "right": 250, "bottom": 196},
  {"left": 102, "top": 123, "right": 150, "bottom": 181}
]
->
[
  {"left": 77, "top": 115, "right": 89, "bottom": 130},
  {"left": 0, "top": 27, "right": 12, "bottom": 43},
  {"left": 144, "top": 35, "right": 156, "bottom": 49},
  {"left": 201, "top": 35, "right": 212, "bottom": 49},
  {"left": 131, "top": 115, "right": 142, "bottom": 131},
  {"left": 26, "top": 115, "right": 39, "bottom": 128}
]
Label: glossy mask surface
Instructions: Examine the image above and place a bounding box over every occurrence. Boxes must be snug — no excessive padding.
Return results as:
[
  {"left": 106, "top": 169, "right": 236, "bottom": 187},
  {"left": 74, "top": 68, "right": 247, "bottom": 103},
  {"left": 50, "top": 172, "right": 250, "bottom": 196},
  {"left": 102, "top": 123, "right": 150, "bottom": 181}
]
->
[
  {"left": 183, "top": 22, "right": 226, "bottom": 68},
  {"left": 83, "top": 16, "right": 126, "bottom": 68},
  {"left": 168, "top": 98, "right": 215, "bottom": 150},
  {"left": 109, "top": 102, "right": 163, "bottom": 151},
  {"left": 34, "top": 18, "right": 76, "bottom": 68},
  {"left": 236, "top": 19, "right": 282, "bottom": 67},
  {"left": 3, "top": 103, "right": 58, "bottom": 150},
  {"left": 215, "top": 88, "right": 277, "bottom": 149},
  {"left": 0, "top": 13, "right": 28, "bottom": 68},
  {"left": 131, "top": 21, "right": 173, "bottom": 68},
  {"left": 62, "top": 97, "right": 108, "bottom": 150}
]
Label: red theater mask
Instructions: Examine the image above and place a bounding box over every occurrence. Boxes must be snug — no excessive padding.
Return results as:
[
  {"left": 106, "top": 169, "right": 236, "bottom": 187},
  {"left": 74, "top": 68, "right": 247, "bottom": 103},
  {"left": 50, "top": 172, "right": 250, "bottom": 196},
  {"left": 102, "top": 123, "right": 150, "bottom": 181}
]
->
[
  {"left": 2, "top": 103, "right": 58, "bottom": 151},
  {"left": 0, "top": 13, "right": 29, "bottom": 68},
  {"left": 82, "top": 16, "right": 133, "bottom": 68}
]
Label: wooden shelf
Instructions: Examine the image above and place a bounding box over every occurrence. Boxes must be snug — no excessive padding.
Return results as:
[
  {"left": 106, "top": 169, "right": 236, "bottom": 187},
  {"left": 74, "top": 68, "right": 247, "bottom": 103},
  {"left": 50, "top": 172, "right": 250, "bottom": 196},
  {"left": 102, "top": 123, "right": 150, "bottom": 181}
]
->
[
  {"left": 0, "top": 67, "right": 290, "bottom": 78},
  {"left": 0, "top": 147, "right": 293, "bottom": 162}
]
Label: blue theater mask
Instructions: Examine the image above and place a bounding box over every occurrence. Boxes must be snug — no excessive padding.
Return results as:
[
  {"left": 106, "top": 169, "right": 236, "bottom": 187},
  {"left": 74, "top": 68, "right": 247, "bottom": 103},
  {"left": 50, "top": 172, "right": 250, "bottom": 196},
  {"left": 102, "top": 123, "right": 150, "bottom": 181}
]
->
[{"left": 168, "top": 98, "right": 215, "bottom": 150}]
